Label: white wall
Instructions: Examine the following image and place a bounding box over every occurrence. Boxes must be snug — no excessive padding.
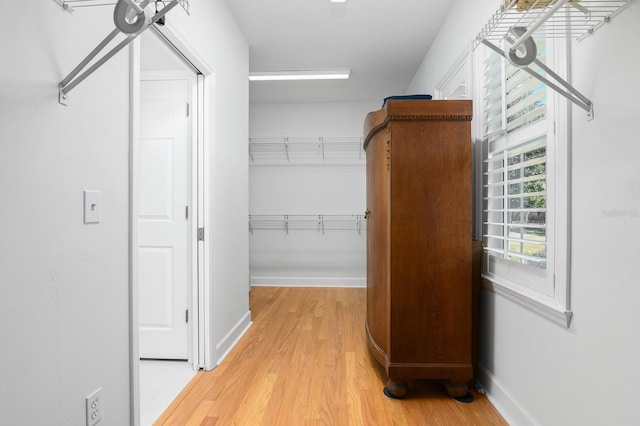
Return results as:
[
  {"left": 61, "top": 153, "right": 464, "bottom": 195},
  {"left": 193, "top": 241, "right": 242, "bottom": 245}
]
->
[
  {"left": 0, "top": 0, "right": 249, "bottom": 424},
  {"left": 408, "top": 0, "right": 640, "bottom": 424},
  {"left": 165, "top": 0, "right": 251, "bottom": 367},
  {"left": 0, "top": 3, "right": 132, "bottom": 425},
  {"left": 249, "top": 101, "right": 378, "bottom": 286}
]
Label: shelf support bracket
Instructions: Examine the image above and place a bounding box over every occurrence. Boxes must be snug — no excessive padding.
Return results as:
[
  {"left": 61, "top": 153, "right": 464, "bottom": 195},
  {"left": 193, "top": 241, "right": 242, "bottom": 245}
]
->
[
  {"left": 58, "top": 0, "right": 185, "bottom": 105},
  {"left": 284, "top": 138, "right": 290, "bottom": 161},
  {"left": 481, "top": 39, "right": 593, "bottom": 120}
]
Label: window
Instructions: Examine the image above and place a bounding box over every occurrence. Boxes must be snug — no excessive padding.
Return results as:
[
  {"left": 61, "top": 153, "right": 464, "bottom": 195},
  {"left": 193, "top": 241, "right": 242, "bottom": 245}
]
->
[
  {"left": 435, "top": 46, "right": 473, "bottom": 101},
  {"left": 475, "top": 30, "right": 572, "bottom": 326},
  {"left": 435, "top": 45, "right": 482, "bottom": 237}
]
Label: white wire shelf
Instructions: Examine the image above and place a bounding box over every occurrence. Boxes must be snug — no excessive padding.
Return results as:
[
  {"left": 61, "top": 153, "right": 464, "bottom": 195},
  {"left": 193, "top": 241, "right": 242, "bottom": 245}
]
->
[
  {"left": 249, "top": 136, "right": 365, "bottom": 163},
  {"left": 474, "top": 0, "right": 637, "bottom": 119},
  {"left": 249, "top": 214, "right": 366, "bottom": 234},
  {"left": 475, "top": 0, "right": 634, "bottom": 47},
  {"left": 54, "top": 0, "right": 190, "bottom": 14}
]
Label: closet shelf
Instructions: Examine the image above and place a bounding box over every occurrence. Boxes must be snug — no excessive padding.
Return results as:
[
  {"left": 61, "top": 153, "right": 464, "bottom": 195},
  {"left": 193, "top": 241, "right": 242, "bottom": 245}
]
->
[
  {"left": 54, "top": 0, "right": 116, "bottom": 12},
  {"left": 249, "top": 136, "right": 365, "bottom": 164},
  {"left": 55, "top": 0, "right": 189, "bottom": 13},
  {"left": 476, "top": 0, "right": 633, "bottom": 45},
  {"left": 474, "top": 0, "right": 637, "bottom": 119},
  {"left": 249, "top": 215, "right": 366, "bottom": 234}
]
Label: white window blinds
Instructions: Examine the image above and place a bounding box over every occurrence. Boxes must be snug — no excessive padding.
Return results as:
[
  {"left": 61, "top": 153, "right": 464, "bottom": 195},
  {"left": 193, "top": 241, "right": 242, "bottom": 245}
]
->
[
  {"left": 485, "top": 136, "right": 547, "bottom": 269},
  {"left": 505, "top": 39, "right": 547, "bottom": 133},
  {"left": 483, "top": 39, "right": 548, "bottom": 138},
  {"left": 482, "top": 33, "right": 548, "bottom": 270}
]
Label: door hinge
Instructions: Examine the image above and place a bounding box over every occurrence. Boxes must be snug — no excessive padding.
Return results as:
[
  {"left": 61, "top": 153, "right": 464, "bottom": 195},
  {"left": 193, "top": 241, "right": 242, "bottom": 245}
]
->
[
  {"left": 185, "top": 205, "right": 189, "bottom": 220},
  {"left": 198, "top": 227, "right": 205, "bottom": 241},
  {"left": 186, "top": 102, "right": 190, "bottom": 117},
  {"left": 185, "top": 309, "right": 189, "bottom": 323}
]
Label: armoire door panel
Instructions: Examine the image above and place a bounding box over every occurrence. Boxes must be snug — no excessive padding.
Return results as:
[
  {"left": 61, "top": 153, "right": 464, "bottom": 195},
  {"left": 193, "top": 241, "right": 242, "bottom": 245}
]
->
[{"left": 365, "top": 127, "right": 390, "bottom": 357}]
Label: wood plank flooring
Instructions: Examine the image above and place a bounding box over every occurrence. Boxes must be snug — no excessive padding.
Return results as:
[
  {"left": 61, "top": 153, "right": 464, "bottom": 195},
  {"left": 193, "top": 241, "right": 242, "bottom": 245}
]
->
[{"left": 155, "top": 287, "right": 507, "bottom": 425}]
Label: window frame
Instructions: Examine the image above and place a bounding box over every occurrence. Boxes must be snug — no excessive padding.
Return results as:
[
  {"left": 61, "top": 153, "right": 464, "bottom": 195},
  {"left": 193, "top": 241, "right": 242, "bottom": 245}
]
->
[
  {"left": 471, "top": 32, "right": 573, "bottom": 327},
  {"left": 435, "top": 45, "right": 474, "bottom": 101}
]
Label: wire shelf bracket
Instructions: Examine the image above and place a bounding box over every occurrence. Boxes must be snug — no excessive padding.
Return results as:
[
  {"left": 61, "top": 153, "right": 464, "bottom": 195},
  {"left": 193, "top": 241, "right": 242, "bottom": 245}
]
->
[
  {"left": 57, "top": 0, "right": 190, "bottom": 105},
  {"left": 474, "top": 0, "right": 638, "bottom": 120}
]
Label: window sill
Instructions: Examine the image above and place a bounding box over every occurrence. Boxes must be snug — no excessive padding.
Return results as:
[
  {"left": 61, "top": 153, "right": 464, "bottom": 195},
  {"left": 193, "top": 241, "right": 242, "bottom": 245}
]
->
[{"left": 482, "top": 274, "right": 573, "bottom": 328}]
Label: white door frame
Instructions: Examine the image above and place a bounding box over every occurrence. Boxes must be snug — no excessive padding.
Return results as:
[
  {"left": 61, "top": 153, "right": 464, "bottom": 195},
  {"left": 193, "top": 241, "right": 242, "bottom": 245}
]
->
[{"left": 129, "top": 25, "right": 213, "bottom": 426}]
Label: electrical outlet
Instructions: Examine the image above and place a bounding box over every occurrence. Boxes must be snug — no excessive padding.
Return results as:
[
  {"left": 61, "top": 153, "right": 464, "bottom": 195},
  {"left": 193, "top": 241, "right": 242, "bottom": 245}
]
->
[{"left": 85, "top": 388, "right": 102, "bottom": 426}]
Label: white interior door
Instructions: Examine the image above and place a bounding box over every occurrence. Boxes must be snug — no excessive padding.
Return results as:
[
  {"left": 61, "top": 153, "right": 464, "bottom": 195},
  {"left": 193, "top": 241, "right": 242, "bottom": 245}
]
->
[{"left": 138, "top": 77, "right": 192, "bottom": 360}]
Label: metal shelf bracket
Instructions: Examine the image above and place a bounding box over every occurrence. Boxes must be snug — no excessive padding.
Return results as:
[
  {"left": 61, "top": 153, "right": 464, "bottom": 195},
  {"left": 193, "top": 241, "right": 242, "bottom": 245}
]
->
[
  {"left": 481, "top": 38, "right": 594, "bottom": 119},
  {"left": 284, "top": 138, "right": 290, "bottom": 162},
  {"left": 57, "top": 0, "right": 190, "bottom": 105}
]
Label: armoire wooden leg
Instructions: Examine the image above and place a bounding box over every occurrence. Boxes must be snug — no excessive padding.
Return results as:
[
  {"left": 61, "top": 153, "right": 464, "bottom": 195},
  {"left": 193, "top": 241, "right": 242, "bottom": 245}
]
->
[
  {"left": 383, "top": 379, "right": 408, "bottom": 399},
  {"left": 444, "top": 380, "right": 474, "bottom": 403}
]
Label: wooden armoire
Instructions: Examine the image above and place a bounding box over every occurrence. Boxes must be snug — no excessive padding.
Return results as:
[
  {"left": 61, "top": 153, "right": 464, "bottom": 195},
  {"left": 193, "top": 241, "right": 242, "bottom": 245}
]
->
[{"left": 363, "top": 99, "right": 474, "bottom": 400}]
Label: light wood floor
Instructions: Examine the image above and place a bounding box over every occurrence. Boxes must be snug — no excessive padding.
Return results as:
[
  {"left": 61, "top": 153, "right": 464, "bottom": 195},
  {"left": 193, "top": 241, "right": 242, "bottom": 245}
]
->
[{"left": 155, "top": 287, "right": 507, "bottom": 425}]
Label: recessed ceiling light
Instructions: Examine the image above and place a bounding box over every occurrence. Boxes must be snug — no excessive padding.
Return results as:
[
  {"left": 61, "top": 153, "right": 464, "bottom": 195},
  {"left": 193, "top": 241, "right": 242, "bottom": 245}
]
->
[
  {"left": 248, "top": 70, "right": 350, "bottom": 81},
  {"left": 330, "top": 0, "right": 347, "bottom": 3}
]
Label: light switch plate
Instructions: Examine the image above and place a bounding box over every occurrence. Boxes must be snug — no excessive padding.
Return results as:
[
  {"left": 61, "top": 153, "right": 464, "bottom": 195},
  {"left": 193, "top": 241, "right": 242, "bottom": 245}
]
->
[{"left": 84, "top": 190, "right": 100, "bottom": 224}]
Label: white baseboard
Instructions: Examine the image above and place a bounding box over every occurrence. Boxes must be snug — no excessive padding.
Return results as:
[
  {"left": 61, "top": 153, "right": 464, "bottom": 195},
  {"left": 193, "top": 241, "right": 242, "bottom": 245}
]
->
[
  {"left": 250, "top": 276, "right": 366, "bottom": 288},
  {"left": 477, "top": 364, "right": 536, "bottom": 426},
  {"left": 214, "top": 310, "right": 252, "bottom": 367}
]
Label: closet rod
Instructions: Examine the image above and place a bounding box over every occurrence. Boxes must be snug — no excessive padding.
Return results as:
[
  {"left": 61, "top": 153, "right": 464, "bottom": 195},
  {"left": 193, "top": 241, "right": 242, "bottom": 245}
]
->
[{"left": 58, "top": 0, "right": 185, "bottom": 105}]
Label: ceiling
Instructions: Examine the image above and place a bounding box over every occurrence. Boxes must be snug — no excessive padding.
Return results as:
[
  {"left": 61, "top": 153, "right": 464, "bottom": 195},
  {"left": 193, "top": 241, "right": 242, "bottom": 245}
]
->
[{"left": 224, "top": 0, "right": 455, "bottom": 104}]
